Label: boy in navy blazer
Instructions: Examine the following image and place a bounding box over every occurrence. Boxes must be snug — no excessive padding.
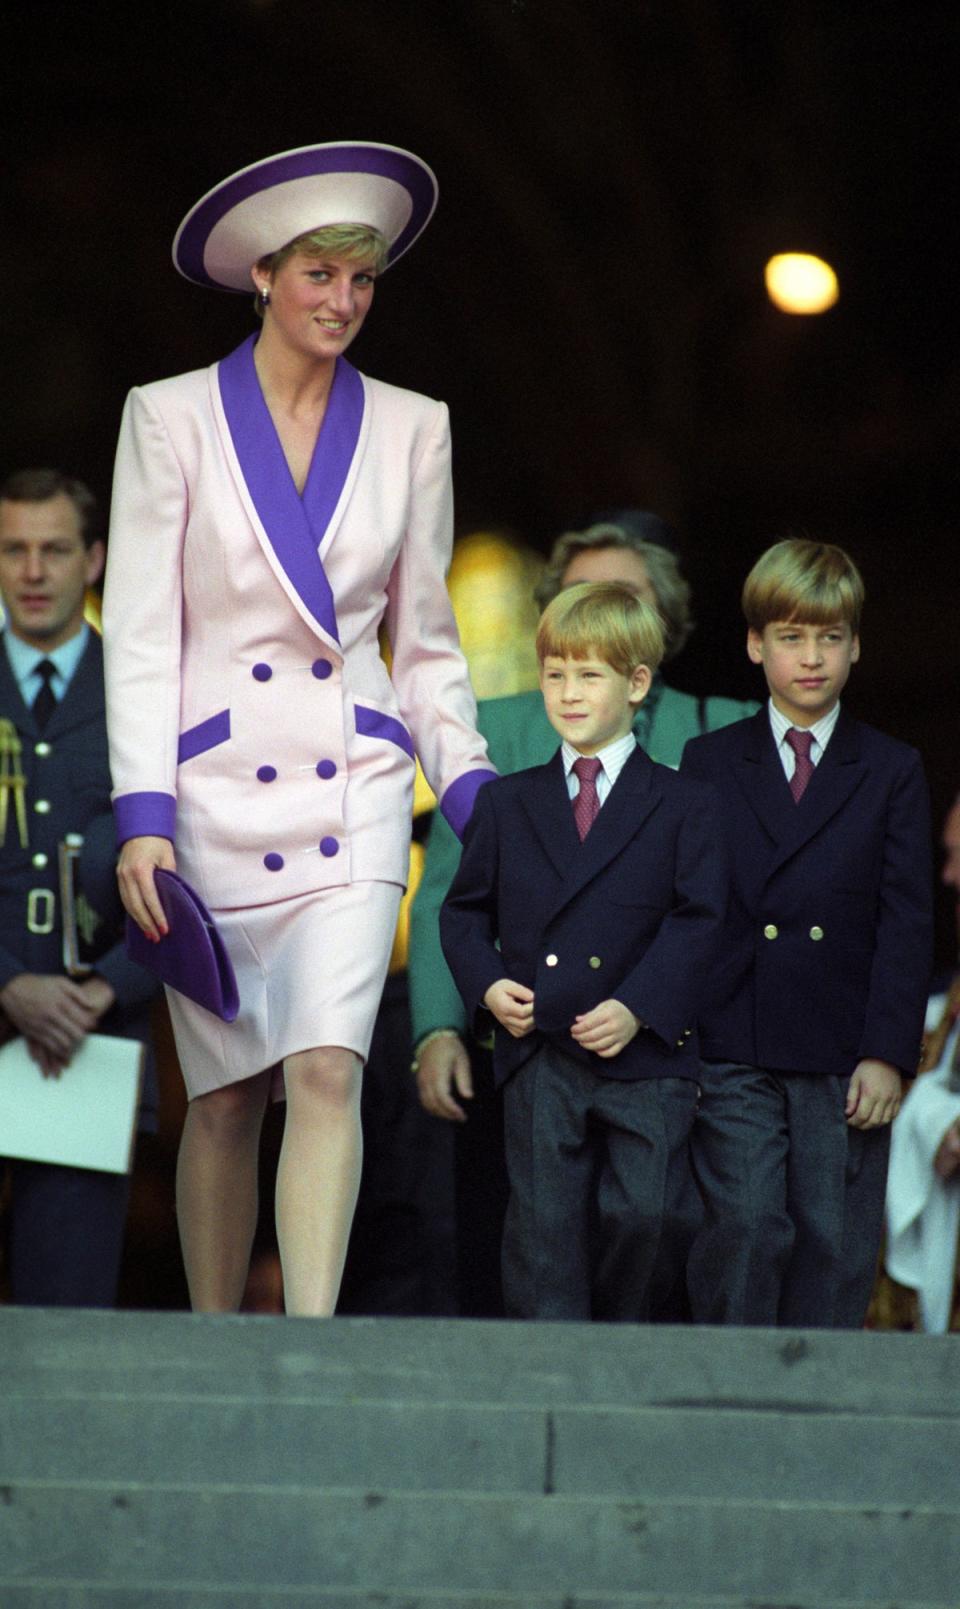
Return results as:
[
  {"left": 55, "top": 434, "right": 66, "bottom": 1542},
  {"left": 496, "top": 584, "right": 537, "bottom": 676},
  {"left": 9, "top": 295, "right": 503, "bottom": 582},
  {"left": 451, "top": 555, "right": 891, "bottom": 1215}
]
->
[
  {"left": 680, "top": 538, "right": 933, "bottom": 1328},
  {"left": 440, "top": 583, "right": 726, "bottom": 1320}
]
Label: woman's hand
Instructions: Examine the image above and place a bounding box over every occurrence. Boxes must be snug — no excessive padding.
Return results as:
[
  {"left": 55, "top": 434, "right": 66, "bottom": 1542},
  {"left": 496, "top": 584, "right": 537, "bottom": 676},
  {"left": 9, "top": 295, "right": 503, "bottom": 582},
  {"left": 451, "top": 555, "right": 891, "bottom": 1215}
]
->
[{"left": 117, "top": 835, "right": 177, "bottom": 941}]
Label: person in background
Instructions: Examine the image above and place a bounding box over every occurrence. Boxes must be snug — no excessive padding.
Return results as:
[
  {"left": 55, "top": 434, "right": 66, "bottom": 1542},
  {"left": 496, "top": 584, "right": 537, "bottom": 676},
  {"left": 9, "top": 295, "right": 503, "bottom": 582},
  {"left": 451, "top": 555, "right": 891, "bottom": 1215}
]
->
[
  {"left": 409, "top": 513, "right": 757, "bottom": 1312},
  {"left": 884, "top": 792, "right": 960, "bottom": 1331},
  {"left": 0, "top": 468, "right": 158, "bottom": 1306}
]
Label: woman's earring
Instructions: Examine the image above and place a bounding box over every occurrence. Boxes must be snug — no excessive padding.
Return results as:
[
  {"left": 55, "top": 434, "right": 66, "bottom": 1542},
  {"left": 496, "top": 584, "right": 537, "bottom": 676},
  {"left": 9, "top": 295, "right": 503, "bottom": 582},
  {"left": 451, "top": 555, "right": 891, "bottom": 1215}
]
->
[{"left": 259, "top": 285, "right": 270, "bottom": 306}]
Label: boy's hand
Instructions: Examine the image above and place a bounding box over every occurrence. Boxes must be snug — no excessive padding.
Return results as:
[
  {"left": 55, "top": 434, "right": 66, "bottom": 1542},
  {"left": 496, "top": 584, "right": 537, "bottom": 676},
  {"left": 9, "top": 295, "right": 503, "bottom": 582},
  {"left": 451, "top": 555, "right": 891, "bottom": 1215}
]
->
[
  {"left": 483, "top": 979, "right": 535, "bottom": 1038},
  {"left": 571, "top": 998, "right": 640, "bottom": 1058},
  {"left": 845, "top": 1059, "right": 903, "bottom": 1128}
]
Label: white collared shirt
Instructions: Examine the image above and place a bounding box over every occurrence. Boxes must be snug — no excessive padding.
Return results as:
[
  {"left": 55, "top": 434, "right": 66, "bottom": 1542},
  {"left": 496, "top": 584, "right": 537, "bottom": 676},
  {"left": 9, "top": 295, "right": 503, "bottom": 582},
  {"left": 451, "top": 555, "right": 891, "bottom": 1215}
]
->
[
  {"left": 767, "top": 696, "right": 841, "bottom": 782},
  {"left": 3, "top": 622, "right": 90, "bottom": 709},
  {"left": 562, "top": 731, "right": 637, "bottom": 807}
]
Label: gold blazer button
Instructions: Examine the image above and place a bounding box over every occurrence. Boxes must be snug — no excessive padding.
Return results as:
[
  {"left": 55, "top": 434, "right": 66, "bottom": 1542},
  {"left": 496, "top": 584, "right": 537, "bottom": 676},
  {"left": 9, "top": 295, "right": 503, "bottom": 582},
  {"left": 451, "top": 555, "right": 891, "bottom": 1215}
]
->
[
  {"left": 809, "top": 925, "right": 824, "bottom": 941},
  {"left": 763, "top": 923, "right": 778, "bottom": 940},
  {"left": 545, "top": 953, "right": 558, "bottom": 967},
  {"left": 588, "top": 956, "right": 602, "bottom": 969}
]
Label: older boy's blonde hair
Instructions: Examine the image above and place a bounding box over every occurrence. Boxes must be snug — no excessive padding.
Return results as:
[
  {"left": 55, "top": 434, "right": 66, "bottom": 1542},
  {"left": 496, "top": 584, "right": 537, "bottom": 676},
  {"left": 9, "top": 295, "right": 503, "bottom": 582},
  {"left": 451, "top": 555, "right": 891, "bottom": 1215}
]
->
[
  {"left": 742, "top": 538, "right": 865, "bottom": 633},
  {"left": 537, "top": 582, "right": 665, "bottom": 677}
]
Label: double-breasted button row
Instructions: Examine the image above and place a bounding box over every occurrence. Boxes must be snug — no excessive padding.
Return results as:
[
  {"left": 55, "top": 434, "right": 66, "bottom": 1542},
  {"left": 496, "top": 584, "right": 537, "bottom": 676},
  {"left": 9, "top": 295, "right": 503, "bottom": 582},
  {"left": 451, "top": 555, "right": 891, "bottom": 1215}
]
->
[
  {"left": 544, "top": 953, "right": 605, "bottom": 969},
  {"left": 262, "top": 835, "right": 340, "bottom": 873},
  {"left": 763, "top": 923, "right": 825, "bottom": 941},
  {"left": 255, "top": 760, "right": 339, "bottom": 783},
  {"left": 251, "top": 657, "right": 334, "bottom": 683},
  {"left": 675, "top": 1026, "right": 693, "bottom": 1048},
  {"left": 251, "top": 657, "right": 340, "bottom": 871}
]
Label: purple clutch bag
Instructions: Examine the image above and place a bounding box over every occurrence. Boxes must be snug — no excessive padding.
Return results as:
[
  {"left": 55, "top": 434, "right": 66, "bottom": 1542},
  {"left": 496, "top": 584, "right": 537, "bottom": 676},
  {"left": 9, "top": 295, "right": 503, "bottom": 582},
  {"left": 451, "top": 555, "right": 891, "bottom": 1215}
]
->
[{"left": 125, "top": 869, "right": 239, "bottom": 1022}]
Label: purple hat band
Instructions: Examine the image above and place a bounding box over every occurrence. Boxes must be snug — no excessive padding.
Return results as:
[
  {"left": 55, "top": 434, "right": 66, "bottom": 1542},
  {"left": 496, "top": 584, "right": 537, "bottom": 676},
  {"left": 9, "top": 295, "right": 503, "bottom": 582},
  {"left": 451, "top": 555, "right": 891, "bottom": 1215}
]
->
[{"left": 172, "top": 141, "right": 438, "bottom": 292}]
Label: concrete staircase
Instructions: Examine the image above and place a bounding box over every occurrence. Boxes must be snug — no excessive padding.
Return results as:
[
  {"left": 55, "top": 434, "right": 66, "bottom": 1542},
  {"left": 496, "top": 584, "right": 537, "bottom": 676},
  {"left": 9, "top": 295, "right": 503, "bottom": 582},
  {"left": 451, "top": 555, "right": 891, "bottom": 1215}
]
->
[{"left": 1, "top": 1308, "right": 958, "bottom": 1607}]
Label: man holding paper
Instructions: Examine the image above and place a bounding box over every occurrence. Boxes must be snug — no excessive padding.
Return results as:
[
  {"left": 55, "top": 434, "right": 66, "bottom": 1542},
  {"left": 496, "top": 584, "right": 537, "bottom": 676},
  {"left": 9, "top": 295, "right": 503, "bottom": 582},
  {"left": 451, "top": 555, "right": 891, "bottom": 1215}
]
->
[{"left": 0, "top": 468, "right": 158, "bottom": 1306}]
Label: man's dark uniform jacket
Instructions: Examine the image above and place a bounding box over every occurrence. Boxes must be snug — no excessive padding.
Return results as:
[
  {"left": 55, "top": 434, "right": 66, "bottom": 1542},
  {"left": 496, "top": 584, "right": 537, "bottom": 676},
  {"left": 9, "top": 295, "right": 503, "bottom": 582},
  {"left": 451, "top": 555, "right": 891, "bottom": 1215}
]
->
[{"left": 1, "top": 629, "right": 159, "bottom": 1303}]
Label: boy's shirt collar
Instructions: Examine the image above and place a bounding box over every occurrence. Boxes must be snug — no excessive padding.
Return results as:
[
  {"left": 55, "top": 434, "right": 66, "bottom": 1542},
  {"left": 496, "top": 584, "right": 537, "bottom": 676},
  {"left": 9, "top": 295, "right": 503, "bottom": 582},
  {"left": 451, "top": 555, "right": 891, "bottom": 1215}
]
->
[
  {"left": 562, "top": 730, "right": 637, "bottom": 805},
  {"left": 767, "top": 695, "right": 841, "bottom": 769}
]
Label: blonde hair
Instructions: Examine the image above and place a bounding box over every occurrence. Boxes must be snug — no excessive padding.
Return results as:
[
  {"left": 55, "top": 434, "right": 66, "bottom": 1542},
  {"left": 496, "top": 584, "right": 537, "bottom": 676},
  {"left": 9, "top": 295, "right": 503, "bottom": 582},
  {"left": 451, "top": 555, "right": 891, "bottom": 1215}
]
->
[
  {"left": 537, "top": 582, "right": 665, "bottom": 677},
  {"left": 742, "top": 538, "right": 865, "bottom": 632},
  {"left": 254, "top": 224, "right": 388, "bottom": 315},
  {"left": 534, "top": 521, "right": 693, "bottom": 663}
]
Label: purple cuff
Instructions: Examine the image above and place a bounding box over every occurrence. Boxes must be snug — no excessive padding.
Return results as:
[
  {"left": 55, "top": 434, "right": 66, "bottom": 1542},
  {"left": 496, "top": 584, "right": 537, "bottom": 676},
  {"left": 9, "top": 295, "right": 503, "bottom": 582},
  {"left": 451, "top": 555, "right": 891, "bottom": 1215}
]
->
[
  {"left": 439, "top": 768, "right": 498, "bottom": 841},
  {"left": 113, "top": 792, "right": 177, "bottom": 846}
]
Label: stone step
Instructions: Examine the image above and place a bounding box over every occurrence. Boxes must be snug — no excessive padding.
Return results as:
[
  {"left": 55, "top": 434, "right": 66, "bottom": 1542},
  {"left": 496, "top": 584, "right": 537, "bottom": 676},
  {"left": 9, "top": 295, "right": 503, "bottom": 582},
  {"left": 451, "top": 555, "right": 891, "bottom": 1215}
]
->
[
  {"left": 0, "top": 1393, "right": 956, "bottom": 1506},
  {"left": 3, "top": 1309, "right": 959, "bottom": 1418},
  {"left": 4, "top": 1309, "right": 957, "bottom": 1607},
  {"left": 1, "top": 1485, "right": 958, "bottom": 1603},
  {"left": 4, "top": 1592, "right": 953, "bottom": 1609}
]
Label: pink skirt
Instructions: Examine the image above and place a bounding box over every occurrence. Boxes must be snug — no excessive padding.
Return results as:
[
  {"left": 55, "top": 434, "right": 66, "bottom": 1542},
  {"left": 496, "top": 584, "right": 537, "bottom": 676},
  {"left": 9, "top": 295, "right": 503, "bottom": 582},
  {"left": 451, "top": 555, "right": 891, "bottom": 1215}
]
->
[{"left": 165, "top": 879, "right": 404, "bottom": 1099}]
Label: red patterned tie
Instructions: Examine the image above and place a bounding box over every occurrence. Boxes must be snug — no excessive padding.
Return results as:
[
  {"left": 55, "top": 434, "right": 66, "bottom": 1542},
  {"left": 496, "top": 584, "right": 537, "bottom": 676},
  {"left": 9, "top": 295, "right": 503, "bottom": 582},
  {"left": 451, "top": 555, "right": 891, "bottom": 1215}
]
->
[
  {"left": 572, "top": 756, "right": 602, "bottom": 840},
  {"left": 786, "top": 727, "right": 815, "bottom": 803}
]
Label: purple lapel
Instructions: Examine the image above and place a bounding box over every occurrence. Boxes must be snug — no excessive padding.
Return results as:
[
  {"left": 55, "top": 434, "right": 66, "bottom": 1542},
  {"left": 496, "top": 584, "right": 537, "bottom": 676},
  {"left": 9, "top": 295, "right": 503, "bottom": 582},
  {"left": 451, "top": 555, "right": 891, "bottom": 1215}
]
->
[{"left": 217, "top": 335, "right": 365, "bottom": 645}]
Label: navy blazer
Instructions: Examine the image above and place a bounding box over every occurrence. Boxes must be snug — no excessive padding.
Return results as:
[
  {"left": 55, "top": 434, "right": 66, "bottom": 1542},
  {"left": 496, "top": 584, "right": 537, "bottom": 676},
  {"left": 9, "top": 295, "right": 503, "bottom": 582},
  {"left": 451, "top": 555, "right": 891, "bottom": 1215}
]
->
[
  {"left": 680, "top": 707, "right": 933, "bottom": 1078},
  {"left": 0, "top": 632, "right": 159, "bottom": 1124},
  {"left": 440, "top": 744, "right": 727, "bottom": 1087}
]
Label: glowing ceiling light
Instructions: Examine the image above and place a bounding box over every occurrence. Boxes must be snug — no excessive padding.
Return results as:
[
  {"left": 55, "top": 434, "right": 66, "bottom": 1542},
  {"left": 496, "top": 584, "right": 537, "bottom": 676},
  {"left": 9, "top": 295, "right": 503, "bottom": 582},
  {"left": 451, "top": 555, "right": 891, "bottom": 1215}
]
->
[{"left": 764, "top": 253, "right": 839, "bottom": 314}]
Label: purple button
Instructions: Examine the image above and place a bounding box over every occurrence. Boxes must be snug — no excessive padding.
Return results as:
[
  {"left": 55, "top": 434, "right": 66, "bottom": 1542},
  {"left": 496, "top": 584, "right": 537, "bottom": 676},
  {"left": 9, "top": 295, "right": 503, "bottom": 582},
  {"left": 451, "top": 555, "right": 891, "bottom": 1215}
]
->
[
  {"left": 257, "top": 765, "right": 277, "bottom": 783},
  {"left": 264, "top": 852, "right": 284, "bottom": 871},
  {"left": 316, "top": 759, "right": 337, "bottom": 780},
  {"left": 252, "top": 663, "right": 272, "bottom": 682},
  {"left": 311, "top": 658, "right": 333, "bottom": 680},
  {"left": 319, "top": 836, "right": 339, "bottom": 858}
]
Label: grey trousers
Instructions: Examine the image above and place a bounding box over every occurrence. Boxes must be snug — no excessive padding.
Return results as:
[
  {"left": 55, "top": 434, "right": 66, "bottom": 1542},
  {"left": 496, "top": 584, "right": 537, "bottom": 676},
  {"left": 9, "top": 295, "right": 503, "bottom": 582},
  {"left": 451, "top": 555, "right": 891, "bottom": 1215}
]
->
[
  {"left": 687, "top": 1060, "right": 890, "bottom": 1328},
  {"left": 501, "top": 1041, "right": 699, "bottom": 1321}
]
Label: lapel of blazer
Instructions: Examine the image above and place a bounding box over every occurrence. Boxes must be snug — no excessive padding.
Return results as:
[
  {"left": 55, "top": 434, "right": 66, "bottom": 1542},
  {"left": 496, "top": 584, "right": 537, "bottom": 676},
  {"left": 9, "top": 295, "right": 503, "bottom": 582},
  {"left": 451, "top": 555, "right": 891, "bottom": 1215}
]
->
[
  {"left": 214, "top": 335, "right": 367, "bottom": 653},
  {"left": 734, "top": 705, "right": 867, "bottom": 874},
  {"left": 521, "top": 745, "right": 661, "bottom": 920},
  {"left": 517, "top": 751, "right": 583, "bottom": 880}
]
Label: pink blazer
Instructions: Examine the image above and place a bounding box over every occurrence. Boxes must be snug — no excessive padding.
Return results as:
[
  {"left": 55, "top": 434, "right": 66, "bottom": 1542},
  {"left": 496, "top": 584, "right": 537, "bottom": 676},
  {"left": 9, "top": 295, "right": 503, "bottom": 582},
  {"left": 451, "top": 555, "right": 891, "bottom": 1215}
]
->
[{"left": 102, "top": 335, "right": 495, "bottom": 911}]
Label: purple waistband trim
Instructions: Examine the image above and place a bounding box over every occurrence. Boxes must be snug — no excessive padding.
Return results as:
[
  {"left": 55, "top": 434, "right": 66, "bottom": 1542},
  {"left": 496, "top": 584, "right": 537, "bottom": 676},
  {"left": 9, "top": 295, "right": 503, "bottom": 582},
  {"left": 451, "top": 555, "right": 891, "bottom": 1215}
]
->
[
  {"left": 440, "top": 768, "right": 498, "bottom": 842},
  {"left": 178, "top": 709, "right": 231, "bottom": 764},
  {"left": 113, "top": 792, "right": 177, "bottom": 846},
  {"left": 355, "top": 703, "right": 415, "bottom": 760}
]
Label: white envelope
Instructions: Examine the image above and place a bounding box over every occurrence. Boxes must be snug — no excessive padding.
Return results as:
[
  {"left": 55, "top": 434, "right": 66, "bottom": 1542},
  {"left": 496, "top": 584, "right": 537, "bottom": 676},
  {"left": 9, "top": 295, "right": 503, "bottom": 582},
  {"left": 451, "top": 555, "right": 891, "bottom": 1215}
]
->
[{"left": 0, "top": 1032, "right": 143, "bottom": 1174}]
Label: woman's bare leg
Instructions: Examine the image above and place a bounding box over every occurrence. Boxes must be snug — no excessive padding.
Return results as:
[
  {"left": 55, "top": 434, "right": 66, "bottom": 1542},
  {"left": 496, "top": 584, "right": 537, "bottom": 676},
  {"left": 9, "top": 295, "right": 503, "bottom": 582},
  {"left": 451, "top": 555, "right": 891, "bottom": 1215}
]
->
[
  {"left": 175, "top": 1069, "right": 271, "bottom": 1312},
  {"left": 275, "top": 1046, "right": 363, "bottom": 1316}
]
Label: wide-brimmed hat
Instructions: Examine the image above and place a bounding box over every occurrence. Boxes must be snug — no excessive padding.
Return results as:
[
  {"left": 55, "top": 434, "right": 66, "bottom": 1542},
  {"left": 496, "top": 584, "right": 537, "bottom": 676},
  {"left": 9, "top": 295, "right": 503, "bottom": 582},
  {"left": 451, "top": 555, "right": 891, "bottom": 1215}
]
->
[{"left": 172, "top": 141, "right": 438, "bottom": 292}]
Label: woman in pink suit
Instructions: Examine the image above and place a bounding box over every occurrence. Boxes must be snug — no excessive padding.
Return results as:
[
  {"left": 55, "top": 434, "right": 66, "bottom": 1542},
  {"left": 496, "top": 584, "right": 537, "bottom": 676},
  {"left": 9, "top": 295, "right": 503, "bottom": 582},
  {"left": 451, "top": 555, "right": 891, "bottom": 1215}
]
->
[{"left": 103, "top": 143, "right": 495, "bottom": 1315}]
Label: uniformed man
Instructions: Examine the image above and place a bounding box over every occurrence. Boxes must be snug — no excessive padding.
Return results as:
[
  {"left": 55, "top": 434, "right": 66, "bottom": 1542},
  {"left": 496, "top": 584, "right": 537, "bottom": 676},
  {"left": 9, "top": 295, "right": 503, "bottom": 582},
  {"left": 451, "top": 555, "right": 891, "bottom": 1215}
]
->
[{"left": 0, "top": 467, "right": 157, "bottom": 1306}]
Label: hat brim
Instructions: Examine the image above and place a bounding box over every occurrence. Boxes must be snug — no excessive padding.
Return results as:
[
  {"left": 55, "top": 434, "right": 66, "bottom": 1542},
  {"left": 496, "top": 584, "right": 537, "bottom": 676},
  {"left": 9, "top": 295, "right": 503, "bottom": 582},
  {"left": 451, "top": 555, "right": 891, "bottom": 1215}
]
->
[{"left": 172, "top": 141, "right": 438, "bottom": 292}]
